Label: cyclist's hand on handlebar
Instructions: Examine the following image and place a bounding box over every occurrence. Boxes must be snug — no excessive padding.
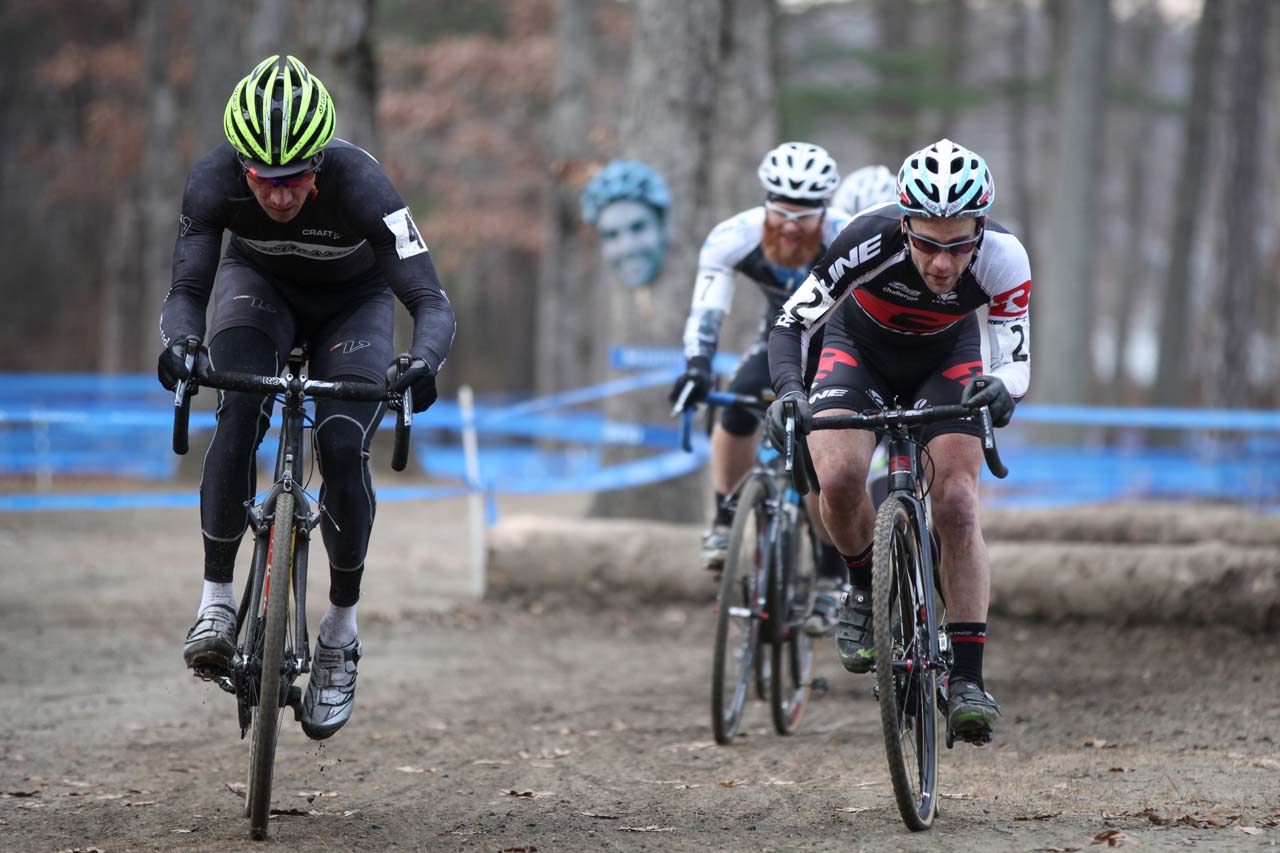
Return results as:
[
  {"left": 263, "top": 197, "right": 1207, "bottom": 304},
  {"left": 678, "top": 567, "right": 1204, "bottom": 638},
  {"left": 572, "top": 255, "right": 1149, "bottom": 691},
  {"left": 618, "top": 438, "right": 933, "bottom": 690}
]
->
[
  {"left": 668, "top": 355, "right": 713, "bottom": 405},
  {"left": 387, "top": 354, "right": 437, "bottom": 413},
  {"left": 765, "top": 387, "right": 811, "bottom": 452},
  {"left": 157, "top": 342, "right": 208, "bottom": 391},
  {"left": 961, "top": 374, "right": 1014, "bottom": 427}
]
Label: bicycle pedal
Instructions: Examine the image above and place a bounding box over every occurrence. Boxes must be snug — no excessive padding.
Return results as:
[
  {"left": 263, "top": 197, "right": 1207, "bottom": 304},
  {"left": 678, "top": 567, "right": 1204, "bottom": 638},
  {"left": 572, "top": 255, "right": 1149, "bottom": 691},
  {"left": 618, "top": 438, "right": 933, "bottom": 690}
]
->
[
  {"left": 286, "top": 685, "right": 304, "bottom": 721},
  {"left": 811, "top": 676, "right": 829, "bottom": 695}
]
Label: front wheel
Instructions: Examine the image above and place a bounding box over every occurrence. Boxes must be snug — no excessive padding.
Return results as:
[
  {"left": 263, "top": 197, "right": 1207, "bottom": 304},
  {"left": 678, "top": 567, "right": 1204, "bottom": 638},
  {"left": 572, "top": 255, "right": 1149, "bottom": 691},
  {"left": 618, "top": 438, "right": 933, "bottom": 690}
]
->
[
  {"left": 711, "top": 476, "right": 770, "bottom": 745},
  {"left": 872, "top": 496, "right": 939, "bottom": 831},
  {"left": 770, "top": 502, "right": 816, "bottom": 735},
  {"left": 247, "top": 490, "right": 295, "bottom": 840}
]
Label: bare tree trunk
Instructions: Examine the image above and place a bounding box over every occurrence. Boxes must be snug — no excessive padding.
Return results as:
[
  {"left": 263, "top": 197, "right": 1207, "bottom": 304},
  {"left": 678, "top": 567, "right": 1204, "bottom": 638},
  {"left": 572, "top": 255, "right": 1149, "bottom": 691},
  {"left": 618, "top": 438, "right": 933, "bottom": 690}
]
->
[
  {"left": 1208, "top": 0, "right": 1271, "bottom": 409},
  {"left": 248, "top": 0, "right": 289, "bottom": 61},
  {"left": 1108, "top": 1, "right": 1161, "bottom": 402},
  {"left": 872, "top": 0, "right": 916, "bottom": 166},
  {"left": 139, "top": 0, "right": 182, "bottom": 371},
  {"left": 710, "top": 0, "right": 778, "bottom": 357},
  {"left": 589, "top": 0, "right": 725, "bottom": 521},
  {"left": 192, "top": 0, "right": 245, "bottom": 152},
  {"left": 1006, "top": 0, "right": 1035, "bottom": 249},
  {"left": 1152, "top": 0, "right": 1224, "bottom": 407},
  {"left": 302, "top": 0, "right": 377, "bottom": 151},
  {"left": 1034, "top": 0, "right": 1111, "bottom": 409},
  {"left": 536, "top": 0, "right": 599, "bottom": 395},
  {"left": 935, "top": 0, "right": 969, "bottom": 139}
]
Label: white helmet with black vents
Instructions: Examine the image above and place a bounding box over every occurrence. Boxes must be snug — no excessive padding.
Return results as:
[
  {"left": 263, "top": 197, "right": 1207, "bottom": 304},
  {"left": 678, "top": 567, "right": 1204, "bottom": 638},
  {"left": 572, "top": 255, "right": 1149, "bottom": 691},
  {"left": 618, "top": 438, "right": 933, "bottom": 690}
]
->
[
  {"left": 832, "top": 164, "right": 898, "bottom": 215},
  {"left": 758, "top": 142, "right": 839, "bottom": 202},
  {"left": 897, "top": 138, "right": 994, "bottom": 219}
]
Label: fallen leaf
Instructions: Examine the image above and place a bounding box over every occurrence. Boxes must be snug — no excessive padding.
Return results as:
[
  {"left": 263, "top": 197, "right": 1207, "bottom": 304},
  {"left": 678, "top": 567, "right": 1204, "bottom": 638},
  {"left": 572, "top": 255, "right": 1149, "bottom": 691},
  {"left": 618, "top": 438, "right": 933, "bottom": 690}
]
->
[
  {"left": 473, "top": 759, "right": 512, "bottom": 766},
  {"left": 719, "top": 779, "right": 748, "bottom": 788},
  {"left": 838, "top": 807, "right": 872, "bottom": 814},
  {"left": 173, "top": 829, "right": 194, "bottom": 834},
  {"left": 1107, "top": 767, "right": 1132, "bottom": 773},
  {"left": 94, "top": 794, "right": 124, "bottom": 801},
  {"left": 395, "top": 766, "right": 430, "bottom": 774},
  {"left": 126, "top": 801, "right": 158, "bottom": 807},
  {"left": 3, "top": 791, "right": 40, "bottom": 798},
  {"left": 1236, "top": 826, "right": 1264, "bottom": 836},
  {"left": 500, "top": 847, "right": 537, "bottom": 853},
  {"left": 501, "top": 789, "right": 553, "bottom": 799},
  {"left": 1092, "top": 829, "right": 1138, "bottom": 847},
  {"left": 269, "top": 807, "right": 309, "bottom": 817},
  {"left": 224, "top": 782, "right": 246, "bottom": 795},
  {"left": 1014, "top": 813, "right": 1061, "bottom": 821},
  {"left": 1082, "top": 738, "right": 1117, "bottom": 749},
  {"left": 580, "top": 812, "right": 621, "bottom": 820},
  {"left": 619, "top": 825, "right": 675, "bottom": 832}
]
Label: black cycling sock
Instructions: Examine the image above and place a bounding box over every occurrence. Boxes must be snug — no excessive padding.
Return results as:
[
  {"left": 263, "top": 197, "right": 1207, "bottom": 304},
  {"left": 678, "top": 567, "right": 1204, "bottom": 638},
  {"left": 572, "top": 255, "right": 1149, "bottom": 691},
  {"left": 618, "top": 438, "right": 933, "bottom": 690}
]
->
[
  {"left": 842, "top": 543, "right": 874, "bottom": 589},
  {"left": 203, "top": 550, "right": 237, "bottom": 584},
  {"left": 818, "top": 542, "right": 848, "bottom": 582},
  {"left": 329, "top": 562, "right": 365, "bottom": 608},
  {"left": 713, "top": 492, "right": 734, "bottom": 527},
  {"left": 947, "top": 622, "right": 986, "bottom": 688}
]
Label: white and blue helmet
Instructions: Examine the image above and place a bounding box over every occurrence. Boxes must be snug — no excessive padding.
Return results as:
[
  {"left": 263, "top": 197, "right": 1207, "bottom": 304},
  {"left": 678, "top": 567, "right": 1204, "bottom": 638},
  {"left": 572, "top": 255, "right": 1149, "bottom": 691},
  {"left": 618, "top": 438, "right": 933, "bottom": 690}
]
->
[{"left": 896, "top": 138, "right": 994, "bottom": 218}]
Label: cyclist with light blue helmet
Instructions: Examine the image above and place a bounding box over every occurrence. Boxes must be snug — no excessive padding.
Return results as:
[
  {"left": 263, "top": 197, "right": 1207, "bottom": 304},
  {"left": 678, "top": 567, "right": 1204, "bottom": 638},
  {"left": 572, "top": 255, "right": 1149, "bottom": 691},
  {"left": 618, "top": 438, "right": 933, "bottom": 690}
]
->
[{"left": 766, "top": 139, "right": 1033, "bottom": 740}]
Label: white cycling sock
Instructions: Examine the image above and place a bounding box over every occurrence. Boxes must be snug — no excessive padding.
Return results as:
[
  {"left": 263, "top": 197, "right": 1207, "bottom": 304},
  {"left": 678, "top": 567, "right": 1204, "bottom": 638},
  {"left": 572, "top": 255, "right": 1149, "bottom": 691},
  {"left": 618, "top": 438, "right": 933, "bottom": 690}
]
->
[
  {"left": 199, "top": 581, "right": 236, "bottom": 616},
  {"left": 318, "top": 603, "right": 358, "bottom": 647}
]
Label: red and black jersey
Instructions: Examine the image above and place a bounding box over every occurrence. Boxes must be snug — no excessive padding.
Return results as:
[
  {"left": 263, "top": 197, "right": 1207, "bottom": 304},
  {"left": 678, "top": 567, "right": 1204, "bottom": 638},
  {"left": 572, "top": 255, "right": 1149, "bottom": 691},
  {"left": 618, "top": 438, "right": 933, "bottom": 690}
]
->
[{"left": 767, "top": 203, "right": 1031, "bottom": 399}]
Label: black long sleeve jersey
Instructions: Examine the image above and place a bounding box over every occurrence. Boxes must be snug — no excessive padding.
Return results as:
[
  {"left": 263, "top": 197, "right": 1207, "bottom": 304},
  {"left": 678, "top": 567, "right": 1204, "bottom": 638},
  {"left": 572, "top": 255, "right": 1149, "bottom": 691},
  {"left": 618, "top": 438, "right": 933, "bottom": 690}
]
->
[
  {"left": 160, "top": 139, "right": 455, "bottom": 374},
  {"left": 768, "top": 203, "right": 1031, "bottom": 398}
]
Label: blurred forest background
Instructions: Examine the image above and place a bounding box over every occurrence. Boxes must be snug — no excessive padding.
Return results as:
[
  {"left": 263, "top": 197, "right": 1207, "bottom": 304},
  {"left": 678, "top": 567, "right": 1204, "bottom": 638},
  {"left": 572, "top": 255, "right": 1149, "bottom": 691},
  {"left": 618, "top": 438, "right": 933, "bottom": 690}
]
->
[{"left": 1, "top": 0, "right": 1276, "bottom": 414}]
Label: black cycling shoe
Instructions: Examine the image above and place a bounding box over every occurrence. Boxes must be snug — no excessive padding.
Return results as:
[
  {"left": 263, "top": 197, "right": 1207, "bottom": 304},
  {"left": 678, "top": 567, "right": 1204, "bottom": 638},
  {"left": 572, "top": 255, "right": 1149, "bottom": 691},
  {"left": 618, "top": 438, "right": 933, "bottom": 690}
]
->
[
  {"left": 834, "top": 587, "right": 874, "bottom": 673},
  {"left": 947, "top": 678, "right": 1000, "bottom": 737},
  {"left": 182, "top": 603, "right": 237, "bottom": 673}
]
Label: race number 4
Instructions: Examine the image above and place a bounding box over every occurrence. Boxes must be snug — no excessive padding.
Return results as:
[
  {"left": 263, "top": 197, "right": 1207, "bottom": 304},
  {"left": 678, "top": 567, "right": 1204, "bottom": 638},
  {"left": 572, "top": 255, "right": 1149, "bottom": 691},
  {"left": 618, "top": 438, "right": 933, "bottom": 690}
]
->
[{"left": 383, "top": 207, "right": 428, "bottom": 259}]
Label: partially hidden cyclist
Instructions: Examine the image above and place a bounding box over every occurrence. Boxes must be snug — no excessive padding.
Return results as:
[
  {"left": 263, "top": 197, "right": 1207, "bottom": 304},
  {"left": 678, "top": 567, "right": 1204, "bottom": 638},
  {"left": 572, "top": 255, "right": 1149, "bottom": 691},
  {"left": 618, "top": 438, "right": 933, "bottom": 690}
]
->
[
  {"left": 157, "top": 56, "right": 455, "bottom": 740},
  {"left": 669, "top": 142, "right": 895, "bottom": 637},
  {"left": 764, "top": 139, "right": 1031, "bottom": 739}
]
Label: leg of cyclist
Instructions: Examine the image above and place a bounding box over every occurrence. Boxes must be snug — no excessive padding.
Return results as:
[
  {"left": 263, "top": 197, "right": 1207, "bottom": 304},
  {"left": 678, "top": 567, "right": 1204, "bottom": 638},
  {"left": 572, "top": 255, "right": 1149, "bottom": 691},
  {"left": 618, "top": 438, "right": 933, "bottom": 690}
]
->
[
  {"left": 916, "top": 341, "right": 1000, "bottom": 737},
  {"left": 701, "top": 341, "right": 771, "bottom": 571},
  {"left": 184, "top": 270, "right": 296, "bottom": 673},
  {"left": 299, "top": 291, "right": 394, "bottom": 740},
  {"left": 804, "top": 328, "right": 891, "bottom": 670}
]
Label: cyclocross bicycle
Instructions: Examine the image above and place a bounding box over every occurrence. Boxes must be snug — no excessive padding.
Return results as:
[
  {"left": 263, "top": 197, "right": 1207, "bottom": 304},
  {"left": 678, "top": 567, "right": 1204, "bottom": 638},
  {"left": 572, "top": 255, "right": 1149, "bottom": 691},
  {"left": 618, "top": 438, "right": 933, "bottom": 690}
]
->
[
  {"left": 674, "top": 386, "right": 819, "bottom": 744},
  {"left": 782, "top": 397, "right": 1007, "bottom": 831},
  {"left": 170, "top": 337, "right": 412, "bottom": 841}
]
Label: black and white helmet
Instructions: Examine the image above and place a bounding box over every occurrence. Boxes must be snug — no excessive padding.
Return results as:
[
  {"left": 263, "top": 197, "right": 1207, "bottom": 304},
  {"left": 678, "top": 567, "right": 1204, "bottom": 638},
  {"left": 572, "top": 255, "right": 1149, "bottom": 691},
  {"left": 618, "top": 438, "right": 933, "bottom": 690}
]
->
[
  {"left": 832, "top": 164, "right": 898, "bottom": 215},
  {"left": 758, "top": 142, "right": 839, "bottom": 202}
]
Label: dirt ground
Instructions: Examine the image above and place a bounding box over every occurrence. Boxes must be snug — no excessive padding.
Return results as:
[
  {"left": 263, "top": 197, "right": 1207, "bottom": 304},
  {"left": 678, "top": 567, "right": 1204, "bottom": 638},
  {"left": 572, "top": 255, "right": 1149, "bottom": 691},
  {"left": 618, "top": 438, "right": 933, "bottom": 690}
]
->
[{"left": 2, "top": 495, "right": 1279, "bottom": 852}]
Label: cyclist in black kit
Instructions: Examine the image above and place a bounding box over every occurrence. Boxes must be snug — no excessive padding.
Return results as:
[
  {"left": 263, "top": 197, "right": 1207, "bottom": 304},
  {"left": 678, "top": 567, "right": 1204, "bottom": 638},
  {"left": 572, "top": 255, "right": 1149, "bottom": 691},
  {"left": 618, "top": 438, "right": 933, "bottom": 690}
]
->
[
  {"left": 157, "top": 55, "right": 454, "bottom": 739},
  {"left": 766, "top": 139, "right": 1031, "bottom": 739}
]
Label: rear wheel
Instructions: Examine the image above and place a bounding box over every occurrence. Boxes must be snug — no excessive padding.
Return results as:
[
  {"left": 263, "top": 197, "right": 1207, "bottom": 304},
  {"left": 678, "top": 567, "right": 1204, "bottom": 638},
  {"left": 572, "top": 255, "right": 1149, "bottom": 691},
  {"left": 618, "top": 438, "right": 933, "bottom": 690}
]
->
[
  {"left": 770, "top": 503, "right": 816, "bottom": 735},
  {"left": 872, "top": 496, "right": 939, "bottom": 831},
  {"left": 247, "top": 490, "right": 295, "bottom": 840},
  {"left": 711, "top": 476, "right": 770, "bottom": 745}
]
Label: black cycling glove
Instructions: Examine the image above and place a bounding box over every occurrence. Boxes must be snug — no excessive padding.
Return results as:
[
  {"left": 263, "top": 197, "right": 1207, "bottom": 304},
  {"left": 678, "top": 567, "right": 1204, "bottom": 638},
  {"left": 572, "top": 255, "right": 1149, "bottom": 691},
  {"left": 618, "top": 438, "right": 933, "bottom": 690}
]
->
[
  {"left": 157, "top": 342, "right": 208, "bottom": 391},
  {"left": 765, "top": 387, "right": 811, "bottom": 452},
  {"left": 387, "top": 354, "right": 437, "bottom": 413},
  {"left": 668, "top": 355, "right": 713, "bottom": 406},
  {"left": 961, "top": 374, "right": 1014, "bottom": 427}
]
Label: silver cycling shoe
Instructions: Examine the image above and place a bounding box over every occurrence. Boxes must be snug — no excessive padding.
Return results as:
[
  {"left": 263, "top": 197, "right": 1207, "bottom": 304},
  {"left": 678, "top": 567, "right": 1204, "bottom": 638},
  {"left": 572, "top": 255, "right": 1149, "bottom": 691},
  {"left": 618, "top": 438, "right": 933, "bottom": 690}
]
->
[{"left": 301, "top": 637, "right": 362, "bottom": 740}]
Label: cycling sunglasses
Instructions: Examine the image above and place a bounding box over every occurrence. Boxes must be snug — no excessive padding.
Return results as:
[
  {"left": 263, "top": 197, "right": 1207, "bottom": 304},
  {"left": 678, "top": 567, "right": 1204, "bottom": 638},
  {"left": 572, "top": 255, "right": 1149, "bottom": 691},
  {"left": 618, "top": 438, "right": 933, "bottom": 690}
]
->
[
  {"left": 764, "top": 201, "right": 825, "bottom": 223},
  {"left": 245, "top": 168, "right": 316, "bottom": 188},
  {"left": 903, "top": 222, "right": 983, "bottom": 257}
]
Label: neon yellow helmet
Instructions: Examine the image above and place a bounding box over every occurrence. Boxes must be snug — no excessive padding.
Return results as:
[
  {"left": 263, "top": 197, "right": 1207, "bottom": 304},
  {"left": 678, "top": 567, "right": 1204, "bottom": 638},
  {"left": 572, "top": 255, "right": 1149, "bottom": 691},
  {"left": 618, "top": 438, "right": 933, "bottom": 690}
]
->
[{"left": 224, "top": 55, "right": 335, "bottom": 176}]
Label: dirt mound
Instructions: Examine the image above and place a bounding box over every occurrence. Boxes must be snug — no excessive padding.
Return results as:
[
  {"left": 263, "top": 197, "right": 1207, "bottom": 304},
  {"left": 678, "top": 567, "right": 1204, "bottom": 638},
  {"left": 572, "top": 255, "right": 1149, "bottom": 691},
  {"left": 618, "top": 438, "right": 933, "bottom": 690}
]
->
[{"left": 488, "top": 504, "right": 1280, "bottom": 630}]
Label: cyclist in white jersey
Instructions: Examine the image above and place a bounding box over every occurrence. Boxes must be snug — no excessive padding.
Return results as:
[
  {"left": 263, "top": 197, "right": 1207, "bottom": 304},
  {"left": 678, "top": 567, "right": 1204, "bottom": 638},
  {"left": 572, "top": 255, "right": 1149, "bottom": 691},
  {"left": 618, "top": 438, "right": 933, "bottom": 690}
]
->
[{"left": 669, "top": 142, "right": 894, "bottom": 636}]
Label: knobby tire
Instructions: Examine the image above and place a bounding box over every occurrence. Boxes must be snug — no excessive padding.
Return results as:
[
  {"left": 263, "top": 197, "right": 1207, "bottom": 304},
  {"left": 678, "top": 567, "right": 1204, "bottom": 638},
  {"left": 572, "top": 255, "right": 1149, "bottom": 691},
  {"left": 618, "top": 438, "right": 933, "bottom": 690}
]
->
[
  {"left": 872, "top": 496, "right": 939, "bottom": 831},
  {"left": 712, "top": 476, "right": 768, "bottom": 745},
  {"left": 248, "top": 490, "right": 295, "bottom": 840}
]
